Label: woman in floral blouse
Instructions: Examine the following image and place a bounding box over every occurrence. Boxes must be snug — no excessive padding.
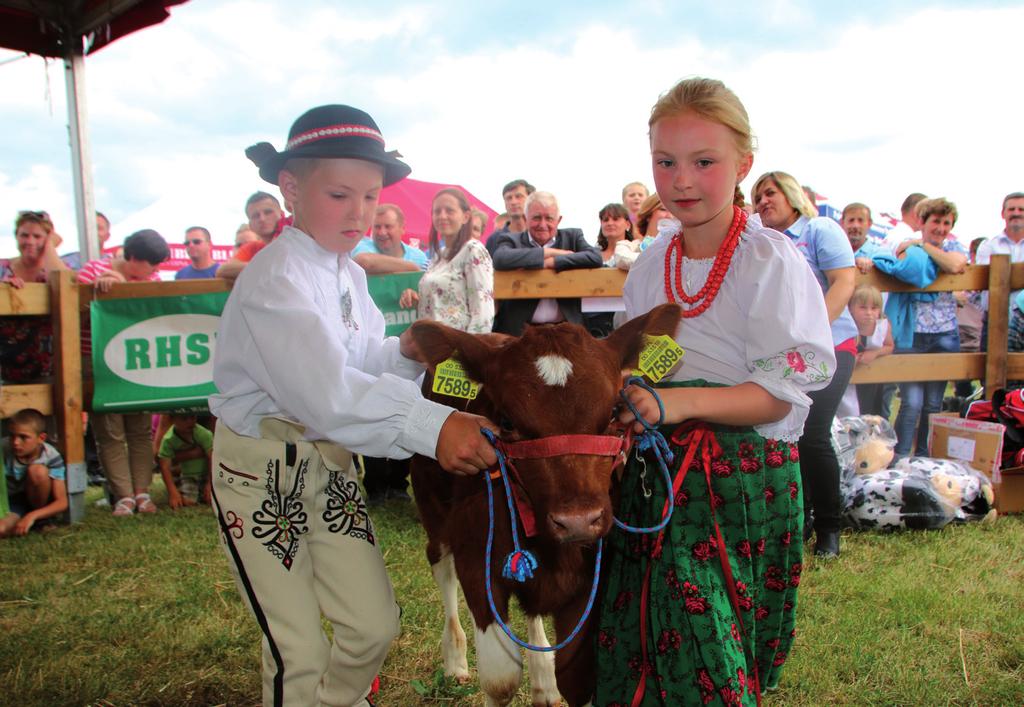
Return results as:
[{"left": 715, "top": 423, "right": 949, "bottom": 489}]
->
[{"left": 399, "top": 188, "right": 494, "bottom": 333}]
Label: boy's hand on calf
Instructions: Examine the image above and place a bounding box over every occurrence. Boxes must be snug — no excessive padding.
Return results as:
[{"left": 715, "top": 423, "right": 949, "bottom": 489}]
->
[
  {"left": 435, "top": 412, "right": 499, "bottom": 475},
  {"left": 399, "top": 328, "right": 425, "bottom": 363}
]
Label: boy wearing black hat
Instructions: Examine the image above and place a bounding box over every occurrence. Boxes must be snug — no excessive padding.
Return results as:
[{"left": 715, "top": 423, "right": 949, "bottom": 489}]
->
[{"left": 209, "top": 105, "right": 498, "bottom": 706}]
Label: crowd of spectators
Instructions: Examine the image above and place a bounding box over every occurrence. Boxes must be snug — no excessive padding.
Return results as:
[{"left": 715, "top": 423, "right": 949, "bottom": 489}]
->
[{"left": 2, "top": 182, "right": 1022, "bottom": 529}]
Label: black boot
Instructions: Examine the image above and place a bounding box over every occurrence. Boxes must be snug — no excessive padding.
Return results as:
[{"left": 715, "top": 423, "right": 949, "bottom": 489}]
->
[{"left": 814, "top": 530, "right": 840, "bottom": 558}]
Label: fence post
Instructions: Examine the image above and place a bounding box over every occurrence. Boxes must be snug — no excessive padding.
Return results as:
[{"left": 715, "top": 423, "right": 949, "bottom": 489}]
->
[
  {"left": 49, "top": 270, "right": 86, "bottom": 522},
  {"left": 985, "top": 254, "right": 1011, "bottom": 399}
]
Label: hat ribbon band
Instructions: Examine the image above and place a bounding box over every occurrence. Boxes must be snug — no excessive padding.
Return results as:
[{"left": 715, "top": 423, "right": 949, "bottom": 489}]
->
[{"left": 286, "top": 123, "right": 385, "bottom": 150}]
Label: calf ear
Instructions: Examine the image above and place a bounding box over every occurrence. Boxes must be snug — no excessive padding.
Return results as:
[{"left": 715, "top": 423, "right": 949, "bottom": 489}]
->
[
  {"left": 603, "top": 303, "right": 682, "bottom": 368},
  {"left": 406, "top": 320, "right": 503, "bottom": 381}
]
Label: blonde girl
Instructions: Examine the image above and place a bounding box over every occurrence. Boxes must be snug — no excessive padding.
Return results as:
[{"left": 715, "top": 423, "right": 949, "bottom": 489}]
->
[{"left": 596, "top": 78, "right": 835, "bottom": 706}]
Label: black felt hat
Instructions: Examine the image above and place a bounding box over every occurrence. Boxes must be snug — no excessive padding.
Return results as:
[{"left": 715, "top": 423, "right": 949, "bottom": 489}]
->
[{"left": 245, "top": 105, "right": 411, "bottom": 186}]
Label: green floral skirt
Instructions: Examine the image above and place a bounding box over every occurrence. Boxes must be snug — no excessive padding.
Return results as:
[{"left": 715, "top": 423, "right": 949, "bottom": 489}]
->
[{"left": 595, "top": 382, "right": 804, "bottom": 706}]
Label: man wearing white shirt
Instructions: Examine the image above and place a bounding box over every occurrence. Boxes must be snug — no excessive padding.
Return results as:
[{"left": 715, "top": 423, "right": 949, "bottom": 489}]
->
[
  {"left": 975, "top": 192, "right": 1024, "bottom": 265},
  {"left": 974, "top": 192, "right": 1024, "bottom": 348},
  {"left": 881, "top": 192, "right": 927, "bottom": 252}
]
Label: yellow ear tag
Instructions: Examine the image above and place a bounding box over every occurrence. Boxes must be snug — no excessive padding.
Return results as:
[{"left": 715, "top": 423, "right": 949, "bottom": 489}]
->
[
  {"left": 432, "top": 357, "right": 481, "bottom": 400},
  {"left": 636, "top": 335, "right": 685, "bottom": 383}
]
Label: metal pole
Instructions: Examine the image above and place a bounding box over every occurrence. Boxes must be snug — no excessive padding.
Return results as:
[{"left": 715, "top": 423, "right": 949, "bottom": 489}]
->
[{"left": 64, "top": 36, "right": 99, "bottom": 262}]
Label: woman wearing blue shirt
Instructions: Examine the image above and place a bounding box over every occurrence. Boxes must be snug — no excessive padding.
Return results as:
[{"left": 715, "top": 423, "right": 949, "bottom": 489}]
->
[
  {"left": 890, "top": 198, "right": 967, "bottom": 456},
  {"left": 753, "top": 171, "right": 856, "bottom": 558}
]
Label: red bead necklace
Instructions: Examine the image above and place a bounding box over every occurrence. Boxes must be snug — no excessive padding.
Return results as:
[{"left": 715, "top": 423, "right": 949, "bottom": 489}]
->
[{"left": 663, "top": 205, "right": 747, "bottom": 318}]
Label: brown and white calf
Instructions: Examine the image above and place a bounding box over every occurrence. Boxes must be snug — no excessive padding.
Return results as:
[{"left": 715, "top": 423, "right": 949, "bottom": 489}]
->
[{"left": 407, "top": 303, "right": 680, "bottom": 707}]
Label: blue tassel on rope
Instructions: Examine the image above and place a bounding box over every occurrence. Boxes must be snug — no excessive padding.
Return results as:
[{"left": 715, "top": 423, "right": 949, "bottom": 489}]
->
[
  {"left": 635, "top": 427, "right": 674, "bottom": 466},
  {"left": 502, "top": 549, "right": 538, "bottom": 582}
]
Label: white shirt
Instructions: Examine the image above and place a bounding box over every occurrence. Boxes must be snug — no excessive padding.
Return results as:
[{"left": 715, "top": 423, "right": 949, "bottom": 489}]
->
[
  {"left": 527, "top": 233, "right": 563, "bottom": 324},
  {"left": 838, "top": 318, "right": 891, "bottom": 419},
  {"left": 623, "top": 219, "right": 836, "bottom": 442},
  {"left": 974, "top": 230, "right": 1024, "bottom": 312},
  {"left": 209, "top": 226, "right": 453, "bottom": 459},
  {"left": 881, "top": 221, "right": 915, "bottom": 252},
  {"left": 974, "top": 230, "right": 1024, "bottom": 265}
]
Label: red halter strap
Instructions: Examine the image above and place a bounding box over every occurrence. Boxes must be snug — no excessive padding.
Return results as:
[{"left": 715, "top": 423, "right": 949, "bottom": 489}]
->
[
  {"left": 497, "top": 434, "right": 628, "bottom": 460},
  {"left": 492, "top": 432, "right": 630, "bottom": 539}
]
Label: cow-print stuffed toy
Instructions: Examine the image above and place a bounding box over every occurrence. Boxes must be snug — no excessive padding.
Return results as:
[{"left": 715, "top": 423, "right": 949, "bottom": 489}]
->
[{"left": 837, "top": 416, "right": 998, "bottom": 531}]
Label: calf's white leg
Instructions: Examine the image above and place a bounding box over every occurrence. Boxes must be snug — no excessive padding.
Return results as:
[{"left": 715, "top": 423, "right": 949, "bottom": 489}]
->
[
  {"left": 476, "top": 623, "right": 523, "bottom": 707},
  {"left": 431, "top": 553, "right": 469, "bottom": 680},
  {"left": 526, "top": 615, "right": 561, "bottom": 706}
]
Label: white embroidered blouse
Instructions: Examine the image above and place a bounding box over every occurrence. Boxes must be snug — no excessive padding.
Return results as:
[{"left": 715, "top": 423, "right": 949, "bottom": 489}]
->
[
  {"left": 417, "top": 238, "right": 495, "bottom": 334},
  {"left": 210, "top": 227, "right": 454, "bottom": 458},
  {"left": 622, "top": 219, "right": 836, "bottom": 442}
]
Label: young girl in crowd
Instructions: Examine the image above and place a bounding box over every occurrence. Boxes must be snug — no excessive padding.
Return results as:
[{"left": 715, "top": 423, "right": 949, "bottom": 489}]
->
[
  {"left": 399, "top": 188, "right": 494, "bottom": 333},
  {"left": 596, "top": 77, "right": 835, "bottom": 706},
  {"left": 622, "top": 181, "right": 650, "bottom": 223},
  {"left": 841, "top": 284, "right": 894, "bottom": 418}
]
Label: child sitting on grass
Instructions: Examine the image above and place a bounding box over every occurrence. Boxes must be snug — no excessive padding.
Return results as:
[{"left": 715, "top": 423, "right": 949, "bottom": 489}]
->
[
  {"left": 157, "top": 413, "right": 212, "bottom": 509},
  {"left": 1, "top": 408, "right": 67, "bottom": 537}
]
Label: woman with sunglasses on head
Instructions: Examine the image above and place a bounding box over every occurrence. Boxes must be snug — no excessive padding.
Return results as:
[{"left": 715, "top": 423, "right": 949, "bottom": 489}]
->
[
  {"left": 1, "top": 211, "right": 67, "bottom": 288},
  {"left": 752, "top": 170, "right": 856, "bottom": 558},
  {"left": 1, "top": 211, "right": 68, "bottom": 384}
]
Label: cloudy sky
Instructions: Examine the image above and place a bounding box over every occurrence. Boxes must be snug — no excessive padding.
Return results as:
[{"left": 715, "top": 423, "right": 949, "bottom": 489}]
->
[{"left": 1, "top": 0, "right": 1021, "bottom": 257}]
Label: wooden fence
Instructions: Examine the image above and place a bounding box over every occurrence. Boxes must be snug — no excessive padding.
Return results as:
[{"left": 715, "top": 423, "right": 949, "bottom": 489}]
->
[
  {"left": 492, "top": 255, "right": 1024, "bottom": 390},
  {"left": 1, "top": 255, "right": 1020, "bottom": 521}
]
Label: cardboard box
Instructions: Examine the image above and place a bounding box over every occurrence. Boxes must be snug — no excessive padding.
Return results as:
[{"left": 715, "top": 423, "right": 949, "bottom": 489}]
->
[
  {"left": 993, "top": 466, "right": 1024, "bottom": 514},
  {"left": 927, "top": 414, "right": 1023, "bottom": 513},
  {"left": 927, "top": 414, "right": 1005, "bottom": 479}
]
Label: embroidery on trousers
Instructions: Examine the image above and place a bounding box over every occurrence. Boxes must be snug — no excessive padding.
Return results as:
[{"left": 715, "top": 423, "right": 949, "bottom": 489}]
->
[
  {"left": 323, "top": 469, "right": 375, "bottom": 545},
  {"left": 224, "top": 510, "right": 244, "bottom": 539},
  {"left": 251, "top": 458, "right": 309, "bottom": 570}
]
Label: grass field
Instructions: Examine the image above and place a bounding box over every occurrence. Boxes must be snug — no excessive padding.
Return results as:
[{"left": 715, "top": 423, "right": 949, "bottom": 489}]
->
[{"left": 1, "top": 480, "right": 1022, "bottom": 706}]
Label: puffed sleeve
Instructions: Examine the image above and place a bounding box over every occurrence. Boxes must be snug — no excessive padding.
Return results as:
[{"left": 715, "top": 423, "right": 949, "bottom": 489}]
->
[
  {"left": 236, "top": 272, "right": 452, "bottom": 459},
  {"left": 461, "top": 239, "right": 495, "bottom": 334},
  {"left": 738, "top": 230, "right": 836, "bottom": 442},
  {"left": 613, "top": 239, "right": 641, "bottom": 270},
  {"left": 346, "top": 258, "right": 424, "bottom": 381}
]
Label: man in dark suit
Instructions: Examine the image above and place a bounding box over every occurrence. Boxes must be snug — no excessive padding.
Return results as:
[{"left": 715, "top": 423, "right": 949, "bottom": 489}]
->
[{"left": 490, "top": 190, "right": 602, "bottom": 335}]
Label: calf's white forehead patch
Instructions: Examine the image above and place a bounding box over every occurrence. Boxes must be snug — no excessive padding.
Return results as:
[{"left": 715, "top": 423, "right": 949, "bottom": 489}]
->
[{"left": 535, "top": 354, "right": 573, "bottom": 386}]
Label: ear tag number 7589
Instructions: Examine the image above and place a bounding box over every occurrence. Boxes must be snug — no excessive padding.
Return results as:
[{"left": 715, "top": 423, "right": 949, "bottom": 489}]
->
[
  {"left": 635, "top": 335, "right": 685, "bottom": 383},
  {"left": 432, "top": 357, "right": 481, "bottom": 400}
]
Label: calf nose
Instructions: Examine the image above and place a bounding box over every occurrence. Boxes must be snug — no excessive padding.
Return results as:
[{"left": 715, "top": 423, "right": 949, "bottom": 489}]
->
[{"left": 548, "top": 508, "right": 605, "bottom": 543}]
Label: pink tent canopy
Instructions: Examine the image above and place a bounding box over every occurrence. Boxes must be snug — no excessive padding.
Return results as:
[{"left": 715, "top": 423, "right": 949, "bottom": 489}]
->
[{"left": 378, "top": 178, "right": 499, "bottom": 249}]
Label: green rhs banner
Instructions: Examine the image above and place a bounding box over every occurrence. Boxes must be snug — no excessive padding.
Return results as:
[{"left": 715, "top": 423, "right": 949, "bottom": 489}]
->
[
  {"left": 367, "top": 272, "right": 422, "bottom": 336},
  {"left": 90, "top": 292, "right": 228, "bottom": 413}
]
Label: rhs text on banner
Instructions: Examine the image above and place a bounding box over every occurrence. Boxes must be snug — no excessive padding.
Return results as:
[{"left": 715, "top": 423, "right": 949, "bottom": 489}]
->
[{"left": 90, "top": 292, "right": 228, "bottom": 413}]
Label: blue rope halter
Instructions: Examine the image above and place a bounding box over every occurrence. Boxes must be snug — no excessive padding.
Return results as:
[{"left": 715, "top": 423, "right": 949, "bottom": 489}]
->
[
  {"left": 482, "top": 426, "right": 602, "bottom": 652},
  {"left": 478, "top": 378, "right": 674, "bottom": 652},
  {"left": 612, "top": 376, "right": 675, "bottom": 534}
]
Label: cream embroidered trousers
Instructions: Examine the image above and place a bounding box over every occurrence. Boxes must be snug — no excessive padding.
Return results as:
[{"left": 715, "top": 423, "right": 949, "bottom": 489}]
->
[{"left": 212, "top": 419, "right": 400, "bottom": 707}]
